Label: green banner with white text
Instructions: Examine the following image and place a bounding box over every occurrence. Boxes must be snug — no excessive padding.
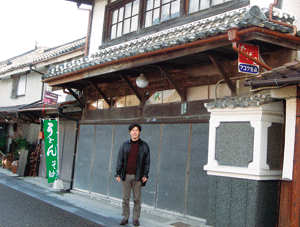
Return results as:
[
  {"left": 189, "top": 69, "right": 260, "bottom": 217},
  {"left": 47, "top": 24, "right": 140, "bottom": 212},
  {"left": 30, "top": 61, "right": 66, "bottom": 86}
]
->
[{"left": 43, "top": 119, "right": 58, "bottom": 183}]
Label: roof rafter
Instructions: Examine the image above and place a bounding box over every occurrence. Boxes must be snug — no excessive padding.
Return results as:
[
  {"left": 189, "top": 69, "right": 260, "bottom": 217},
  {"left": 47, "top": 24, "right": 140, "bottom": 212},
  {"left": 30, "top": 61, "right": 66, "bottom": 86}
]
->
[
  {"left": 208, "top": 54, "right": 236, "bottom": 94},
  {"left": 119, "top": 74, "right": 143, "bottom": 102},
  {"left": 89, "top": 81, "right": 111, "bottom": 106},
  {"left": 157, "top": 66, "right": 186, "bottom": 101}
]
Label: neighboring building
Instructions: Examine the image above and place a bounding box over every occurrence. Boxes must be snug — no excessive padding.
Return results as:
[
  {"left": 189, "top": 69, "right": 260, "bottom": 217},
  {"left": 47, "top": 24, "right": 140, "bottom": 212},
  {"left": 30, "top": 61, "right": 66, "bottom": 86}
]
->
[
  {"left": 0, "top": 38, "right": 86, "bottom": 180},
  {"left": 42, "top": 0, "right": 300, "bottom": 226}
]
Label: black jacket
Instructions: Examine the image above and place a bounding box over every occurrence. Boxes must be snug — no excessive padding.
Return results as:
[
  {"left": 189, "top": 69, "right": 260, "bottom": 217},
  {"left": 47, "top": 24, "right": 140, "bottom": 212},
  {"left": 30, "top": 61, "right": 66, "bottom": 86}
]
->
[{"left": 115, "top": 139, "right": 150, "bottom": 181}]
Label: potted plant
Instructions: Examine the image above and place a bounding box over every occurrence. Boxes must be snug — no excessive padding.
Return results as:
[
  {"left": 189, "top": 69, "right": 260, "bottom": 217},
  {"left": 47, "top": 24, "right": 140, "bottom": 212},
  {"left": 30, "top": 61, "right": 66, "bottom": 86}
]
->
[{"left": 14, "top": 137, "right": 30, "bottom": 158}]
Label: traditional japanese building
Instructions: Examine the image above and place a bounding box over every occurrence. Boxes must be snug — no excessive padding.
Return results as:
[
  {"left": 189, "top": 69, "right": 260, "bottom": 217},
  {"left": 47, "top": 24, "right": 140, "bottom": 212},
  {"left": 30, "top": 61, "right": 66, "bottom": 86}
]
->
[
  {"left": 0, "top": 38, "right": 85, "bottom": 178},
  {"left": 41, "top": 0, "right": 300, "bottom": 226}
]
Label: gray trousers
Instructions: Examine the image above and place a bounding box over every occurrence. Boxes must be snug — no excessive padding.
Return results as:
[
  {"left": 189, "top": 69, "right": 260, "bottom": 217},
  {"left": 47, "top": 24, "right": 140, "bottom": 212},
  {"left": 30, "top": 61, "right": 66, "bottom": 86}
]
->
[{"left": 122, "top": 174, "right": 142, "bottom": 220}]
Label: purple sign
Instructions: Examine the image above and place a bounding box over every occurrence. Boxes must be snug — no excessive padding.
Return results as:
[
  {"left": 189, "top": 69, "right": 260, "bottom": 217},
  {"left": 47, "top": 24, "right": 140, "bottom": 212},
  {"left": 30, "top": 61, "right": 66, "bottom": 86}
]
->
[{"left": 43, "top": 91, "right": 58, "bottom": 104}]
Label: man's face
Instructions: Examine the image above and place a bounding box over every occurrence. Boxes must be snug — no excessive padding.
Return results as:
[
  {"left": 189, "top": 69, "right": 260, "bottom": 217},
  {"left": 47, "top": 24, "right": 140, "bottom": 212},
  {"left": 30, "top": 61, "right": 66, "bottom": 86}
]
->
[{"left": 130, "top": 126, "right": 141, "bottom": 141}]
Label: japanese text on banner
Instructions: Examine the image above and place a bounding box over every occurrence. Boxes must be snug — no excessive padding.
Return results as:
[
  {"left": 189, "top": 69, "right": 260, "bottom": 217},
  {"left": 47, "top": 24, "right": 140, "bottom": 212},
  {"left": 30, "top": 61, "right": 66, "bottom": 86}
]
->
[{"left": 43, "top": 119, "right": 58, "bottom": 183}]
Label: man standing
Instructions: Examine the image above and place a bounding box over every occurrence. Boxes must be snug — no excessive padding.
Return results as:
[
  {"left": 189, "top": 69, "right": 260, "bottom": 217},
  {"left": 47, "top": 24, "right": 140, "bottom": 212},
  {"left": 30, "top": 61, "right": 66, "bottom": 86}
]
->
[{"left": 115, "top": 124, "right": 150, "bottom": 226}]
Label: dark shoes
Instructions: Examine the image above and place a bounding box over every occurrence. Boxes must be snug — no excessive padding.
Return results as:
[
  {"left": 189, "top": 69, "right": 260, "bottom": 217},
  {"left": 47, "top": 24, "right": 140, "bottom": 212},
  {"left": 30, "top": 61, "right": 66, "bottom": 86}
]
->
[
  {"left": 119, "top": 218, "right": 139, "bottom": 226},
  {"left": 133, "top": 220, "right": 140, "bottom": 226},
  {"left": 119, "top": 218, "right": 128, "bottom": 225}
]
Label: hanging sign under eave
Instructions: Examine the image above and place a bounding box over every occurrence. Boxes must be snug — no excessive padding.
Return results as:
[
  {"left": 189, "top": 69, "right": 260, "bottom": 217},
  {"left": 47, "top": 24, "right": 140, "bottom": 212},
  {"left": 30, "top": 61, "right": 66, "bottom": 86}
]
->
[
  {"left": 43, "top": 91, "right": 58, "bottom": 104},
  {"left": 238, "top": 43, "right": 259, "bottom": 74}
]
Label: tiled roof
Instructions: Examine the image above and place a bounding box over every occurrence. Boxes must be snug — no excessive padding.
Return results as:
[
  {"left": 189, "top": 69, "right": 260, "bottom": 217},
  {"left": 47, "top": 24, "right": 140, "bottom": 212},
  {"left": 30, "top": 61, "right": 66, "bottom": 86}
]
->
[
  {"left": 204, "top": 94, "right": 274, "bottom": 109},
  {"left": 244, "top": 59, "right": 300, "bottom": 87},
  {"left": 0, "top": 37, "right": 86, "bottom": 75},
  {"left": 43, "top": 5, "right": 299, "bottom": 80}
]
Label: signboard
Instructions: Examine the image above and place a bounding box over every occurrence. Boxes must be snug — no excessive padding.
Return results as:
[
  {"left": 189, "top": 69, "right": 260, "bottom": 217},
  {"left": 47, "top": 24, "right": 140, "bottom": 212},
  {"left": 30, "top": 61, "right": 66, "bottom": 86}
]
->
[
  {"left": 43, "top": 119, "right": 59, "bottom": 183},
  {"left": 238, "top": 43, "right": 259, "bottom": 74},
  {"left": 43, "top": 91, "right": 58, "bottom": 104}
]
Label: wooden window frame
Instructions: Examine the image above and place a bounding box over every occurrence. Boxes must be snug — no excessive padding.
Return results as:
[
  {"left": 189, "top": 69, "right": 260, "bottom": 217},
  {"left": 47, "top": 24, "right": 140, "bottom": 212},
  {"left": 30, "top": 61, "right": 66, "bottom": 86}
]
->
[
  {"left": 144, "top": 0, "right": 181, "bottom": 28},
  {"left": 103, "top": 0, "right": 249, "bottom": 44}
]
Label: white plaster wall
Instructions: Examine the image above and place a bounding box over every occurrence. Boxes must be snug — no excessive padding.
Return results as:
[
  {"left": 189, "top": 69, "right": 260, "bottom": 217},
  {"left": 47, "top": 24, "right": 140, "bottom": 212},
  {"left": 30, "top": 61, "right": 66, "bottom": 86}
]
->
[
  {"left": 0, "top": 69, "right": 45, "bottom": 107},
  {"left": 282, "top": 0, "right": 300, "bottom": 58},
  {"left": 88, "top": 0, "right": 108, "bottom": 56},
  {"left": 250, "top": 0, "right": 275, "bottom": 8},
  {"left": 0, "top": 79, "right": 12, "bottom": 106},
  {"left": 186, "top": 84, "right": 231, "bottom": 101}
]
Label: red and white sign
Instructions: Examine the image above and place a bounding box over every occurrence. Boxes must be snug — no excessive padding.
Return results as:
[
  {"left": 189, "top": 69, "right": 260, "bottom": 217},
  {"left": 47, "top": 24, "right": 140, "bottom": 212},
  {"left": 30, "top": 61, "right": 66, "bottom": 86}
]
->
[
  {"left": 43, "top": 91, "right": 58, "bottom": 104},
  {"left": 238, "top": 43, "right": 259, "bottom": 74}
]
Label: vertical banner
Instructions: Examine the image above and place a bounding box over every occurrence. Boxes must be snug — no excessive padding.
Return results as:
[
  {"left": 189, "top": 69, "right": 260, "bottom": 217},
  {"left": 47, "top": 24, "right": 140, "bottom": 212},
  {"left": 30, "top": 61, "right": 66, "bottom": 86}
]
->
[{"left": 43, "top": 119, "right": 59, "bottom": 183}]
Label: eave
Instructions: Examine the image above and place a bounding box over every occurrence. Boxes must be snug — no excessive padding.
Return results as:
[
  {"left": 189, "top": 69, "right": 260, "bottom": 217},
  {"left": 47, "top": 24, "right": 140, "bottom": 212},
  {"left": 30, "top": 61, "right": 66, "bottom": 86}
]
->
[
  {"left": 41, "top": 5, "right": 300, "bottom": 103},
  {"left": 244, "top": 60, "right": 300, "bottom": 88},
  {"left": 43, "top": 28, "right": 300, "bottom": 88}
]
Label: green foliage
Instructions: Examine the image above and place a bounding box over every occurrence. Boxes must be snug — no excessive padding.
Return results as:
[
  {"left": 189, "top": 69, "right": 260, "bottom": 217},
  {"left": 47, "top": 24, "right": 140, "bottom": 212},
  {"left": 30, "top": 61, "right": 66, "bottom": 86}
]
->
[
  {"left": 14, "top": 137, "right": 30, "bottom": 156},
  {"left": 0, "top": 137, "right": 7, "bottom": 153}
]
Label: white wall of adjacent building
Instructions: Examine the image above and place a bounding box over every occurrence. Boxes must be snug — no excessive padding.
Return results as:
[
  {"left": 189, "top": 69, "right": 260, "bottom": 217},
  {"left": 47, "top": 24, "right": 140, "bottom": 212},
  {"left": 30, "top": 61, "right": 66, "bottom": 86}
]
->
[
  {"left": 88, "top": 0, "right": 108, "bottom": 56},
  {"left": 0, "top": 69, "right": 45, "bottom": 107}
]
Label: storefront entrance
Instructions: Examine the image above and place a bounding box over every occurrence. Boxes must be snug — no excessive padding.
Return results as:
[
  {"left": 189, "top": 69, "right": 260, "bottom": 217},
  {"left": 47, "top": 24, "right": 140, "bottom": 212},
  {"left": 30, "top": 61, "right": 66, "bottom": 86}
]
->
[{"left": 73, "top": 123, "right": 209, "bottom": 220}]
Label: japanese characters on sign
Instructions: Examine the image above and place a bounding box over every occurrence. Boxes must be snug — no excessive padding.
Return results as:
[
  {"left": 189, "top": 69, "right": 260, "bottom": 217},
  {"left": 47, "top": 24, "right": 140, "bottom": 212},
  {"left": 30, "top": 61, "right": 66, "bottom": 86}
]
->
[
  {"left": 43, "top": 91, "right": 58, "bottom": 105},
  {"left": 238, "top": 43, "right": 259, "bottom": 74},
  {"left": 43, "top": 119, "right": 59, "bottom": 183}
]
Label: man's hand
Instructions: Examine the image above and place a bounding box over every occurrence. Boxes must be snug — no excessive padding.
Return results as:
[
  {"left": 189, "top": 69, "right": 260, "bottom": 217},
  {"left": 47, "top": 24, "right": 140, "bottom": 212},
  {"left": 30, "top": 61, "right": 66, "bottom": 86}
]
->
[
  {"left": 116, "top": 177, "right": 121, "bottom": 182},
  {"left": 142, "top": 177, "right": 147, "bottom": 183}
]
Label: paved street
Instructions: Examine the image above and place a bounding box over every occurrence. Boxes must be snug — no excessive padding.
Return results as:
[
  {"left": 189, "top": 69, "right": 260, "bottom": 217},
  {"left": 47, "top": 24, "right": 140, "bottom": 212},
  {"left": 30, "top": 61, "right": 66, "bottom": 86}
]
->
[
  {"left": 0, "top": 173, "right": 118, "bottom": 227},
  {"left": 0, "top": 169, "right": 207, "bottom": 227},
  {"left": 0, "top": 182, "right": 104, "bottom": 227}
]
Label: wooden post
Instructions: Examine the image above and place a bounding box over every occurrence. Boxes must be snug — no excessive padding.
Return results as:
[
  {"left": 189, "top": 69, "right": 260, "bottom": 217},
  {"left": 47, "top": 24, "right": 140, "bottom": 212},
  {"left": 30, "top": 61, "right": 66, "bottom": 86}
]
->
[
  {"left": 290, "top": 86, "right": 300, "bottom": 226},
  {"left": 278, "top": 85, "right": 300, "bottom": 227}
]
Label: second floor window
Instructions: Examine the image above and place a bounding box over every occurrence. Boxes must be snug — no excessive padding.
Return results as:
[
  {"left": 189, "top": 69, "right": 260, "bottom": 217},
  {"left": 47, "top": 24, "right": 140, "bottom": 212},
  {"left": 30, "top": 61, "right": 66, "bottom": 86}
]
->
[
  {"left": 111, "top": 0, "right": 140, "bottom": 39},
  {"left": 107, "top": 0, "right": 242, "bottom": 40},
  {"left": 189, "top": 0, "right": 232, "bottom": 13},
  {"left": 145, "top": 0, "right": 180, "bottom": 27}
]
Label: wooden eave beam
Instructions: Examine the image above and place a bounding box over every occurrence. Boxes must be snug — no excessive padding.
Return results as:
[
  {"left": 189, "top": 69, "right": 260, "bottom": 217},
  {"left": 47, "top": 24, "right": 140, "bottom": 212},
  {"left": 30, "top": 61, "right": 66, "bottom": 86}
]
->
[
  {"left": 89, "top": 81, "right": 111, "bottom": 106},
  {"left": 158, "top": 66, "right": 185, "bottom": 101},
  {"left": 65, "top": 86, "right": 85, "bottom": 109},
  {"left": 21, "top": 112, "right": 38, "bottom": 123},
  {"left": 208, "top": 54, "right": 236, "bottom": 94},
  {"left": 119, "top": 74, "right": 143, "bottom": 102}
]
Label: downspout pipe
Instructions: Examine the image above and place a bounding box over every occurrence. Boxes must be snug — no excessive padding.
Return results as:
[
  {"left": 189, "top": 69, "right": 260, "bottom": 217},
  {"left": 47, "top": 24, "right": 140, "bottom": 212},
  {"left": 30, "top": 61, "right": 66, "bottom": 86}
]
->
[
  {"left": 228, "top": 28, "right": 272, "bottom": 71},
  {"left": 17, "top": 67, "right": 45, "bottom": 125},
  {"left": 269, "top": 0, "right": 297, "bottom": 36}
]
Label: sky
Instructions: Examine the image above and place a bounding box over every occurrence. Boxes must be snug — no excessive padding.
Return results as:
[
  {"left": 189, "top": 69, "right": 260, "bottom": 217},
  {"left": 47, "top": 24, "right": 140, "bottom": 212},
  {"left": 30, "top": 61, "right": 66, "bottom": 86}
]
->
[{"left": 0, "top": 0, "right": 90, "bottom": 62}]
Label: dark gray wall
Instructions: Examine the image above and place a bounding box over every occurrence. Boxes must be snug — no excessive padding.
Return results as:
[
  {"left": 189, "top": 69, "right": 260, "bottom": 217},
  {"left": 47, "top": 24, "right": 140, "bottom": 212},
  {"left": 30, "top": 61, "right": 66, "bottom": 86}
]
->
[
  {"left": 186, "top": 123, "right": 209, "bottom": 218},
  {"left": 267, "top": 123, "right": 284, "bottom": 170},
  {"left": 73, "top": 123, "right": 209, "bottom": 220},
  {"left": 156, "top": 124, "right": 190, "bottom": 213},
  {"left": 90, "top": 125, "right": 114, "bottom": 195},
  {"left": 73, "top": 125, "right": 94, "bottom": 191},
  {"left": 207, "top": 176, "right": 279, "bottom": 227},
  {"left": 59, "top": 121, "right": 77, "bottom": 182}
]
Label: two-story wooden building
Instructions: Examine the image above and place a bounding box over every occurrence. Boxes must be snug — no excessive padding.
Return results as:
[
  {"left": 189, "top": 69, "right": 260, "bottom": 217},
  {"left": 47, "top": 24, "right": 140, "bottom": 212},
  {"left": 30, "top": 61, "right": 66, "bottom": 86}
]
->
[
  {"left": 42, "top": 0, "right": 300, "bottom": 226},
  {"left": 0, "top": 38, "right": 85, "bottom": 179}
]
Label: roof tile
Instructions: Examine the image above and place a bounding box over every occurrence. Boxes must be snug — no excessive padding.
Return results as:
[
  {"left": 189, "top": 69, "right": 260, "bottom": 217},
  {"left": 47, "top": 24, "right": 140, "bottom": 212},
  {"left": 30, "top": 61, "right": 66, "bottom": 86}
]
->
[
  {"left": 0, "top": 38, "right": 86, "bottom": 75},
  {"left": 43, "top": 5, "right": 299, "bottom": 80}
]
